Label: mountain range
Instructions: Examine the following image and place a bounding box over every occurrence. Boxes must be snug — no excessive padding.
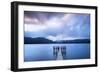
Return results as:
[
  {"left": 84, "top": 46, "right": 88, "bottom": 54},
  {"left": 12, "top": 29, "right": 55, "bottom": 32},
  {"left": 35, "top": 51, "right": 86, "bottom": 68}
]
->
[{"left": 24, "top": 37, "right": 90, "bottom": 44}]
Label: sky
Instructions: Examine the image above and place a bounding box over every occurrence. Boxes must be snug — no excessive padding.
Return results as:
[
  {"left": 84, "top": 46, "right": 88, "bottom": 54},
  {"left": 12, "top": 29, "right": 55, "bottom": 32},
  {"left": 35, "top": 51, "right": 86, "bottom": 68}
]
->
[{"left": 24, "top": 11, "right": 90, "bottom": 41}]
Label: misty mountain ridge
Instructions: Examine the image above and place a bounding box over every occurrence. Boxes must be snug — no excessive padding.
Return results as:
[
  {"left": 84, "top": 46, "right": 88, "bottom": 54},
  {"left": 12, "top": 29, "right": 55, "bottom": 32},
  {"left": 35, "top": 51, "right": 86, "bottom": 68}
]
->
[{"left": 24, "top": 37, "right": 90, "bottom": 44}]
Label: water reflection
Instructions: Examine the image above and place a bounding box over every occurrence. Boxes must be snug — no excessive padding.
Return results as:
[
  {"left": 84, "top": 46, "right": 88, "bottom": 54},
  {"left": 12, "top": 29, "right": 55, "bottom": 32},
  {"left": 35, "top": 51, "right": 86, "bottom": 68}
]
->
[
  {"left": 53, "top": 46, "right": 66, "bottom": 60},
  {"left": 24, "top": 44, "right": 90, "bottom": 62}
]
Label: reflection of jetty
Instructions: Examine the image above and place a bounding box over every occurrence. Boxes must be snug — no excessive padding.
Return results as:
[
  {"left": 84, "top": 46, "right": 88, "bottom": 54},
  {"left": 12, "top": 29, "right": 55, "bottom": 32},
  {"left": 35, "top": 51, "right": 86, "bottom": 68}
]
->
[{"left": 53, "top": 46, "right": 66, "bottom": 60}]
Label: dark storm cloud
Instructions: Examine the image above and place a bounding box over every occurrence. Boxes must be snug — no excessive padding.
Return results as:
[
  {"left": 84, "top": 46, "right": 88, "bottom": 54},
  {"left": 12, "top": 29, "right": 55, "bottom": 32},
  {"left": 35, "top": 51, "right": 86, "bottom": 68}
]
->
[{"left": 24, "top": 11, "right": 64, "bottom": 24}]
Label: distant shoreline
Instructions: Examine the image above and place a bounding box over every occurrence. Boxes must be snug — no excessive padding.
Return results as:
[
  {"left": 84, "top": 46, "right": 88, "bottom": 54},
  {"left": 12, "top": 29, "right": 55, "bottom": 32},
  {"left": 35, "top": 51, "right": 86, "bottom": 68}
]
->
[{"left": 24, "top": 37, "right": 90, "bottom": 44}]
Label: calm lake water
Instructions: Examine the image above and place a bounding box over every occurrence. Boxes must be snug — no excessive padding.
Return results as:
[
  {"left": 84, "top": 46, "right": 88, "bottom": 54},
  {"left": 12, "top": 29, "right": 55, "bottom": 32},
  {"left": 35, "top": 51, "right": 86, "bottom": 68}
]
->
[{"left": 24, "top": 44, "right": 90, "bottom": 62}]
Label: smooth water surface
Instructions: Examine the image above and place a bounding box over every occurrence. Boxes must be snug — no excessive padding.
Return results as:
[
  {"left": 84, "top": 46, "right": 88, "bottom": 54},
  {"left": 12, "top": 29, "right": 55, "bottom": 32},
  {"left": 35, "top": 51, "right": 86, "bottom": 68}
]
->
[{"left": 24, "top": 44, "right": 90, "bottom": 62}]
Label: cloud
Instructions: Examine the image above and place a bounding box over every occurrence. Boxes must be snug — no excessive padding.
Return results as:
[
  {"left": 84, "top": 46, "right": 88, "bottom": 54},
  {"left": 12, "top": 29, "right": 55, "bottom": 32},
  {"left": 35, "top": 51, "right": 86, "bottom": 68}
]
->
[
  {"left": 24, "top": 16, "right": 41, "bottom": 24},
  {"left": 24, "top": 13, "right": 73, "bottom": 32},
  {"left": 46, "top": 34, "right": 65, "bottom": 41},
  {"left": 25, "top": 24, "right": 47, "bottom": 32},
  {"left": 46, "top": 34, "right": 87, "bottom": 41},
  {"left": 24, "top": 11, "right": 90, "bottom": 39}
]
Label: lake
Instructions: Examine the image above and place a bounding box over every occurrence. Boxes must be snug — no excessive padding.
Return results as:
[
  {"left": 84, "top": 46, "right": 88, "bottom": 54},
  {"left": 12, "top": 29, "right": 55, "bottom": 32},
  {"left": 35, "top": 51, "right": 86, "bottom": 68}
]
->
[{"left": 24, "top": 44, "right": 90, "bottom": 62}]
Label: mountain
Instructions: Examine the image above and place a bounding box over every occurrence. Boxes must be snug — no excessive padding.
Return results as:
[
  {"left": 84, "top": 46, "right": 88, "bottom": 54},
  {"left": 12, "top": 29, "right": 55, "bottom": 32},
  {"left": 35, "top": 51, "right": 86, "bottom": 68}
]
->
[
  {"left": 56, "top": 39, "right": 90, "bottom": 43},
  {"left": 24, "top": 37, "right": 53, "bottom": 44},
  {"left": 24, "top": 37, "right": 90, "bottom": 44}
]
